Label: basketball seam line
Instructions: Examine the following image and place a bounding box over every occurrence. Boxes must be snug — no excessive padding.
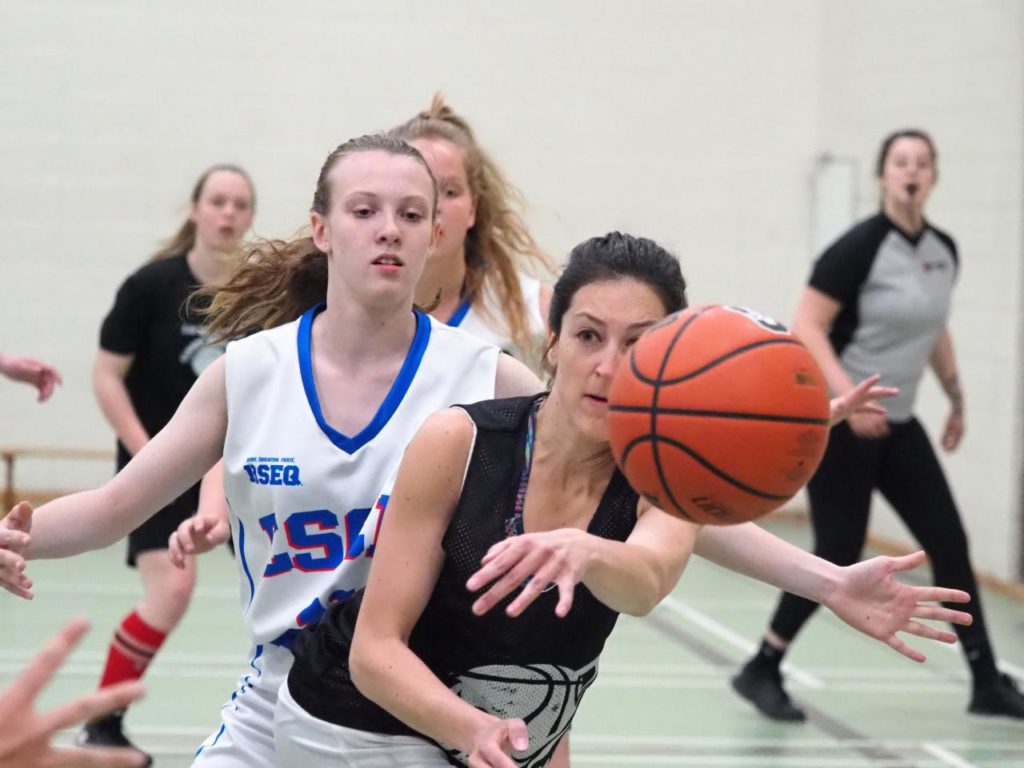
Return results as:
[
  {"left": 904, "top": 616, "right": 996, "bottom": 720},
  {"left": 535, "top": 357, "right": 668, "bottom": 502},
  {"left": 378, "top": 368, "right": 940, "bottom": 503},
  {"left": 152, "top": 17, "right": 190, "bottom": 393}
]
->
[
  {"left": 608, "top": 405, "right": 828, "bottom": 425},
  {"left": 629, "top": 337, "right": 804, "bottom": 387},
  {"left": 620, "top": 433, "right": 791, "bottom": 502},
  {"left": 646, "top": 313, "right": 698, "bottom": 517}
]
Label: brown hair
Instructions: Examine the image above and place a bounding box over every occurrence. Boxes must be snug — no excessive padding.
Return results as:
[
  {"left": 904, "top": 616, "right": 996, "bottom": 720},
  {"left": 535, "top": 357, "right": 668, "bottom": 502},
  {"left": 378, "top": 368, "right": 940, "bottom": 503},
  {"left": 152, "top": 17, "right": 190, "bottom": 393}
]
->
[
  {"left": 201, "top": 135, "right": 436, "bottom": 341},
  {"left": 390, "top": 94, "right": 552, "bottom": 354},
  {"left": 875, "top": 129, "right": 937, "bottom": 177},
  {"left": 152, "top": 164, "right": 255, "bottom": 260}
]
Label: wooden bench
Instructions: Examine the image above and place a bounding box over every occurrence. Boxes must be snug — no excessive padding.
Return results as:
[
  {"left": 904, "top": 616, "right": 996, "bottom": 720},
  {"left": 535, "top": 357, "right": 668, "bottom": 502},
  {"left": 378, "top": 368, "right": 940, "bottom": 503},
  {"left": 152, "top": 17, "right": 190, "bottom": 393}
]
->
[{"left": 1, "top": 445, "right": 114, "bottom": 511}]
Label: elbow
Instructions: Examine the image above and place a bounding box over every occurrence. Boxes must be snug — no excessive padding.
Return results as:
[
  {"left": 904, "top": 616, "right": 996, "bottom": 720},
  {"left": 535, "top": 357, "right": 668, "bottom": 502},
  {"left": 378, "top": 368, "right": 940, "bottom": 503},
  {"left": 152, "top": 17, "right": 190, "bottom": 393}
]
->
[
  {"left": 622, "top": 595, "right": 660, "bottom": 618},
  {"left": 348, "top": 637, "right": 374, "bottom": 697},
  {"left": 348, "top": 631, "right": 391, "bottom": 705},
  {"left": 621, "top": 566, "right": 672, "bottom": 617}
]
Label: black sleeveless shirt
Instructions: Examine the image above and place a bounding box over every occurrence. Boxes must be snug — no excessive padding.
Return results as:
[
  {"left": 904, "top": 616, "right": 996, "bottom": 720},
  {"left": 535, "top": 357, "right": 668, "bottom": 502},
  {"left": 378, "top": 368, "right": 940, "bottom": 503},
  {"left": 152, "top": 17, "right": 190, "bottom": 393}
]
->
[{"left": 287, "top": 394, "right": 639, "bottom": 767}]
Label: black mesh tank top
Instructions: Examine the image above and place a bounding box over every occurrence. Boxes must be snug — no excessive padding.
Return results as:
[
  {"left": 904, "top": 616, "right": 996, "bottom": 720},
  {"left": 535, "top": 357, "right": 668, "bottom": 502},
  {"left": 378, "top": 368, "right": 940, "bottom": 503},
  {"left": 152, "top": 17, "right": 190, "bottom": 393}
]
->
[{"left": 287, "top": 394, "right": 639, "bottom": 767}]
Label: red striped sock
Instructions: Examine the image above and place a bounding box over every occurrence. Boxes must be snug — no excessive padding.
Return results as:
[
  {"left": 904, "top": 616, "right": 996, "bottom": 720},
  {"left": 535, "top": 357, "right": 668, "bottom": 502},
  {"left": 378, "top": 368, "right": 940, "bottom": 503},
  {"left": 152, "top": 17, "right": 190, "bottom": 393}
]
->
[{"left": 98, "top": 611, "right": 168, "bottom": 689}]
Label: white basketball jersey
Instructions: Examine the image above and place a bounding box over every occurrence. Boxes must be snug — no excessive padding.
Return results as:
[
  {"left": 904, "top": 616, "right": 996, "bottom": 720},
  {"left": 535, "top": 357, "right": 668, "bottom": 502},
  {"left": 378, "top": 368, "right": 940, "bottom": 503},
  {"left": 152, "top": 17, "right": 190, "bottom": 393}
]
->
[
  {"left": 222, "top": 305, "right": 499, "bottom": 651},
  {"left": 452, "top": 272, "right": 546, "bottom": 365}
]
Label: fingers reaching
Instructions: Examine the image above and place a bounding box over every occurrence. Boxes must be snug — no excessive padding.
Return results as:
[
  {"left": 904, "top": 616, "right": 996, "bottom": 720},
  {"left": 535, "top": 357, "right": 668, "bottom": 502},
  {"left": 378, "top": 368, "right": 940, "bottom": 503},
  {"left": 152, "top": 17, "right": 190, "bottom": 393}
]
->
[
  {"left": 13, "top": 618, "right": 90, "bottom": 703},
  {"left": 913, "top": 603, "right": 973, "bottom": 626},
  {"left": 889, "top": 550, "right": 927, "bottom": 573},
  {"left": 900, "top": 620, "right": 958, "bottom": 644},
  {"left": 885, "top": 635, "right": 926, "bottom": 664},
  {"left": 42, "top": 744, "right": 149, "bottom": 768},
  {"left": 0, "top": 528, "right": 30, "bottom": 550},
  {"left": 0, "top": 548, "right": 34, "bottom": 599},
  {"left": 40, "top": 680, "right": 145, "bottom": 734},
  {"left": 6, "top": 501, "right": 34, "bottom": 533}
]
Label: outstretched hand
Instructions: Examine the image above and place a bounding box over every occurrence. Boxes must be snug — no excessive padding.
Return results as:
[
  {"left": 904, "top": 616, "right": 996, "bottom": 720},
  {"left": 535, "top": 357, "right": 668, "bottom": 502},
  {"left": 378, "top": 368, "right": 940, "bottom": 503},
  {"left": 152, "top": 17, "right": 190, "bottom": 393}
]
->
[
  {"left": 828, "top": 375, "right": 898, "bottom": 427},
  {"left": 0, "top": 618, "right": 147, "bottom": 768},
  {"left": 466, "top": 529, "right": 588, "bottom": 619},
  {"left": 168, "top": 514, "right": 231, "bottom": 569},
  {"left": 825, "top": 550, "right": 972, "bottom": 662},
  {"left": 0, "top": 501, "right": 34, "bottom": 598},
  {"left": 469, "top": 717, "right": 529, "bottom": 768}
]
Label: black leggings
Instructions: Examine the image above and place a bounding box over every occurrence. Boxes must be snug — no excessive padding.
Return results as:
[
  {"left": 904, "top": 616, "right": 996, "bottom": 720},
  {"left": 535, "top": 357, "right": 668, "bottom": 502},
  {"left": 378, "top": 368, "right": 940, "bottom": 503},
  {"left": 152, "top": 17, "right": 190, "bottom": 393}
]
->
[{"left": 768, "top": 418, "right": 992, "bottom": 655}]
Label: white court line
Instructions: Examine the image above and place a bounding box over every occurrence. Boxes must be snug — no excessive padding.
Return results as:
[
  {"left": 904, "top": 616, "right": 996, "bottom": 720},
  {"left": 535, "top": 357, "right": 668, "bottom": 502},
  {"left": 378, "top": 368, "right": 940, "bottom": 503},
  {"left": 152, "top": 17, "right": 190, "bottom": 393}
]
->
[
  {"left": 572, "top": 735, "right": 1023, "bottom": 751},
  {"left": 592, "top": 676, "right": 963, "bottom": 693},
  {"left": 941, "top": 641, "right": 1024, "bottom": 680},
  {"left": 54, "top": 729, "right": 1022, "bottom": 753},
  {"left": 921, "top": 742, "right": 978, "bottom": 768},
  {"left": 0, "top": 649, "right": 243, "bottom": 664},
  {"left": 572, "top": 758, "right": 919, "bottom": 767},
  {"left": 0, "top": 662, "right": 240, "bottom": 679},
  {"left": 30, "top": 583, "right": 239, "bottom": 599},
  {"left": 655, "top": 594, "right": 824, "bottom": 689},
  {"left": 998, "top": 659, "right": 1024, "bottom": 680}
]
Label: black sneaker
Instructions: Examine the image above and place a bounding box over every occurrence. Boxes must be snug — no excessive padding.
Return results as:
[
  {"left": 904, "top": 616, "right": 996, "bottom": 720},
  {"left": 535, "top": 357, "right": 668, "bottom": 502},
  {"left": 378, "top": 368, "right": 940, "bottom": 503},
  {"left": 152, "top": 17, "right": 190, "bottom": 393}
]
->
[
  {"left": 968, "top": 673, "right": 1024, "bottom": 719},
  {"left": 731, "top": 660, "right": 806, "bottom": 722},
  {"left": 77, "top": 711, "right": 153, "bottom": 766}
]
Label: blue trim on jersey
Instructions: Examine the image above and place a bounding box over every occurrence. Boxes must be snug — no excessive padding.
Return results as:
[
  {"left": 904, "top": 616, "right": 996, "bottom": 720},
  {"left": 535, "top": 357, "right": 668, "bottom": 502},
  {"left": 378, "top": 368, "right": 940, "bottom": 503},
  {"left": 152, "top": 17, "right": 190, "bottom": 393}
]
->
[
  {"left": 237, "top": 520, "right": 256, "bottom": 610},
  {"left": 240, "top": 643, "right": 264, "bottom": 693},
  {"left": 446, "top": 298, "right": 473, "bottom": 327},
  {"left": 195, "top": 723, "right": 226, "bottom": 757},
  {"left": 297, "top": 304, "right": 432, "bottom": 454}
]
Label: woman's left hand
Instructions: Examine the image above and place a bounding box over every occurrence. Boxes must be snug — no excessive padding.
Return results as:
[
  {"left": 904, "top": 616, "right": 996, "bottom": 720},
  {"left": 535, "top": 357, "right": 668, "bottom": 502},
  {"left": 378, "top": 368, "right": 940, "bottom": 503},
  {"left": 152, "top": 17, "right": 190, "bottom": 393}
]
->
[
  {"left": 466, "top": 530, "right": 590, "bottom": 618},
  {"left": 824, "top": 550, "right": 972, "bottom": 662},
  {"left": 828, "top": 375, "right": 899, "bottom": 427}
]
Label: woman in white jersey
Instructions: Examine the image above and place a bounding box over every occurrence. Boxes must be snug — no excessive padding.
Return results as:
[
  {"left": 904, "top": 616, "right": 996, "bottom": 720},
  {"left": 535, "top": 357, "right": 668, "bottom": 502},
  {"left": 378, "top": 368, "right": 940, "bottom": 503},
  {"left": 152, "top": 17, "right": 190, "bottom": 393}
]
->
[
  {"left": 391, "top": 95, "right": 552, "bottom": 368},
  {"left": 0, "top": 135, "right": 542, "bottom": 768}
]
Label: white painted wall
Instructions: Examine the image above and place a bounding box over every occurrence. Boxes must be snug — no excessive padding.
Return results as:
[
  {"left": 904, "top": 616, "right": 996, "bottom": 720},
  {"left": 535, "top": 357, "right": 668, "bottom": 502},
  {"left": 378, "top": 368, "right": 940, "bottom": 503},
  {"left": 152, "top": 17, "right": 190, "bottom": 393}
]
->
[
  {"left": 1, "top": 0, "right": 1020, "bottom": 579},
  {"left": 813, "top": 0, "right": 1024, "bottom": 582}
]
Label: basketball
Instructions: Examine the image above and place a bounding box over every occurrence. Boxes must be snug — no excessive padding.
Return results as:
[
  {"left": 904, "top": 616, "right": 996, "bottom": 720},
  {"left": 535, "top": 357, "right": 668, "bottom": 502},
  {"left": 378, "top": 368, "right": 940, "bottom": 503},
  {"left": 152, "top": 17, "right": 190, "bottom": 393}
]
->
[{"left": 608, "top": 305, "right": 831, "bottom": 525}]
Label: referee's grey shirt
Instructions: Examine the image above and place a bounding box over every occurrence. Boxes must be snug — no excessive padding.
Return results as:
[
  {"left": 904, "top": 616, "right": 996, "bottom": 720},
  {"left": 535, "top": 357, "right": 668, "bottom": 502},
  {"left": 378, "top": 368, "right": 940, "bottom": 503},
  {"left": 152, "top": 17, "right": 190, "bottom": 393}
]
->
[{"left": 809, "top": 212, "right": 958, "bottom": 423}]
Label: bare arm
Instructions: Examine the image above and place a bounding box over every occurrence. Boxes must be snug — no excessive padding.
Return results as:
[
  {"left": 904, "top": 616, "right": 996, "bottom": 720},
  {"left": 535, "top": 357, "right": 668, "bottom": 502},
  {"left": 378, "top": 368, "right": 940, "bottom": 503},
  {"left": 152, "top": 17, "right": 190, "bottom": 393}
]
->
[
  {"left": 794, "top": 287, "right": 892, "bottom": 437},
  {"left": 468, "top": 502, "right": 697, "bottom": 618},
  {"left": 350, "top": 409, "right": 508, "bottom": 757},
  {"left": 494, "top": 352, "right": 544, "bottom": 399},
  {"left": 791, "top": 287, "right": 854, "bottom": 396},
  {"left": 168, "top": 460, "right": 232, "bottom": 568},
  {"left": 929, "top": 327, "right": 962, "bottom": 406},
  {"left": 24, "top": 358, "right": 228, "bottom": 559},
  {"left": 694, "top": 524, "right": 972, "bottom": 661},
  {"left": 0, "top": 352, "right": 62, "bottom": 402},
  {"left": 92, "top": 349, "right": 149, "bottom": 456},
  {"left": 694, "top": 522, "right": 841, "bottom": 601},
  {"left": 929, "top": 327, "right": 965, "bottom": 451}
]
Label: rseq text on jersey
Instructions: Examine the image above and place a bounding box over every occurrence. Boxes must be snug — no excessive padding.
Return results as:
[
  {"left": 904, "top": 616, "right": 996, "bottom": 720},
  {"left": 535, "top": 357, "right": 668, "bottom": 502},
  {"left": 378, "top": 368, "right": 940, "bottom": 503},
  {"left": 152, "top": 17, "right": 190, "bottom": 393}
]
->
[{"left": 243, "top": 459, "right": 302, "bottom": 486}]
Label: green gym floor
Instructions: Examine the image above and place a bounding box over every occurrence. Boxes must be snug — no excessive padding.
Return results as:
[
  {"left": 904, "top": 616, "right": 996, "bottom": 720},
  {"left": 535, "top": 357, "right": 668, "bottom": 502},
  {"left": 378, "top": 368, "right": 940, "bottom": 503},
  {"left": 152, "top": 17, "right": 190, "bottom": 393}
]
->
[{"left": 2, "top": 519, "right": 1022, "bottom": 767}]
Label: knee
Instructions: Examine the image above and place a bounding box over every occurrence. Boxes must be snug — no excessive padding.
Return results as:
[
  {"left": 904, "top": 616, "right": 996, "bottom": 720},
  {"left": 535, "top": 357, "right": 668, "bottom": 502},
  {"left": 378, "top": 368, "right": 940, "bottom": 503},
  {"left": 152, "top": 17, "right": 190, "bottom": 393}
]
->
[{"left": 150, "top": 567, "right": 196, "bottom": 621}]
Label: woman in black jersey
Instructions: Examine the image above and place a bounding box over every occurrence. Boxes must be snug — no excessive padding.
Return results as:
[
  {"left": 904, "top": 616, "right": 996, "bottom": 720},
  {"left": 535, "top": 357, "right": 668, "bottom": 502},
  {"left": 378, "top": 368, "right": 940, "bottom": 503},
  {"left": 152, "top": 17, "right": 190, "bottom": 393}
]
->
[
  {"left": 82, "top": 165, "right": 256, "bottom": 759},
  {"left": 276, "top": 233, "right": 971, "bottom": 768},
  {"left": 733, "top": 130, "right": 1024, "bottom": 722}
]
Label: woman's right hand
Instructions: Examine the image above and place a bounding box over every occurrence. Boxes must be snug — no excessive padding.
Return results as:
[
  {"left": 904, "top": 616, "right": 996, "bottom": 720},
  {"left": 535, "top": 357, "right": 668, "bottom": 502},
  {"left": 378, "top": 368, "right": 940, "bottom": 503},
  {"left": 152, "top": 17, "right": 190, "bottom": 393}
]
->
[
  {"left": 168, "top": 514, "right": 230, "bottom": 569},
  {"left": 848, "top": 410, "right": 890, "bottom": 439},
  {"left": 0, "top": 618, "right": 147, "bottom": 768},
  {"left": 0, "top": 502, "right": 34, "bottom": 598},
  {"left": 469, "top": 717, "right": 529, "bottom": 768}
]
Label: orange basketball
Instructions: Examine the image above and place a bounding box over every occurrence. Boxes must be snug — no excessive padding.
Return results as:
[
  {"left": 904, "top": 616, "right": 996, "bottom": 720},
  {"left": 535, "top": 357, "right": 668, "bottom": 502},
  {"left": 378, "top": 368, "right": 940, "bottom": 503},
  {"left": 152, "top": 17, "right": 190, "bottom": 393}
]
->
[{"left": 608, "top": 305, "right": 831, "bottom": 525}]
